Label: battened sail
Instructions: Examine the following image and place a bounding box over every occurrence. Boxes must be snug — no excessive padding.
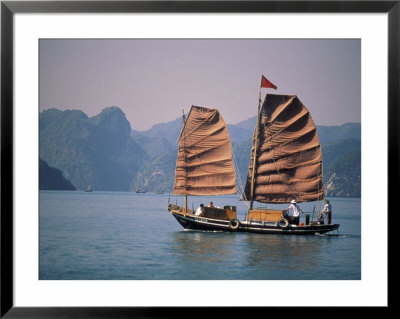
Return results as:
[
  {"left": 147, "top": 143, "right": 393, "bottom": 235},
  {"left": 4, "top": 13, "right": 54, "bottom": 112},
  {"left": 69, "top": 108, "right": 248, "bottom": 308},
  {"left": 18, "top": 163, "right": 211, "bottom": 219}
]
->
[
  {"left": 244, "top": 94, "right": 324, "bottom": 203},
  {"left": 173, "top": 106, "right": 237, "bottom": 196}
]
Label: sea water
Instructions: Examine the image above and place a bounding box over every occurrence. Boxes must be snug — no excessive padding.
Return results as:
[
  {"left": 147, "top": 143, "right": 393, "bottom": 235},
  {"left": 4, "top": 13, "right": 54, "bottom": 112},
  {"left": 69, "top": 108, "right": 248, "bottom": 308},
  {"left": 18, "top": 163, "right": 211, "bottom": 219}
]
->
[{"left": 39, "top": 191, "right": 360, "bottom": 280}]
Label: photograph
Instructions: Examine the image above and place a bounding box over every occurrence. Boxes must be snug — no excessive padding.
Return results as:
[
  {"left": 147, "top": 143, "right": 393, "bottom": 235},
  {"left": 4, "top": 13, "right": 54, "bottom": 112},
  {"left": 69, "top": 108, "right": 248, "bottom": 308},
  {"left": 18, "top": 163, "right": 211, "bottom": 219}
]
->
[
  {"left": 2, "top": 1, "right": 393, "bottom": 315},
  {"left": 39, "top": 38, "right": 361, "bottom": 280}
]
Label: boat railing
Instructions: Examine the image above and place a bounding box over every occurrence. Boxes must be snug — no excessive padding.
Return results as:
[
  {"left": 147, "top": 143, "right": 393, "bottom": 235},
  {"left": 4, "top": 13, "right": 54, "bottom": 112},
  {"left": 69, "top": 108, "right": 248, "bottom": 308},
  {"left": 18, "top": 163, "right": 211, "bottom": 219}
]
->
[{"left": 168, "top": 203, "right": 194, "bottom": 214}]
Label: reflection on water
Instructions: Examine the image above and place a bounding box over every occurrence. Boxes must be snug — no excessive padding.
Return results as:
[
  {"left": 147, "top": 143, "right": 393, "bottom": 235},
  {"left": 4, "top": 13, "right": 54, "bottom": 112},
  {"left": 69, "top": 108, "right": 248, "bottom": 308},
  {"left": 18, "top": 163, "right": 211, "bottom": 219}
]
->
[
  {"left": 243, "top": 234, "right": 324, "bottom": 274},
  {"left": 171, "top": 231, "right": 235, "bottom": 263},
  {"left": 169, "top": 230, "right": 344, "bottom": 280}
]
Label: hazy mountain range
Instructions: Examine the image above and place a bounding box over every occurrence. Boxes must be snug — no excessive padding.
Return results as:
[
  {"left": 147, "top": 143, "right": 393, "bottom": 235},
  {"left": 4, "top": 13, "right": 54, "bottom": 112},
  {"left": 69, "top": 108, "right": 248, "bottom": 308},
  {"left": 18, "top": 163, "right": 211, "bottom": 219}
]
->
[{"left": 39, "top": 106, "right": 361, "bottom": 197}]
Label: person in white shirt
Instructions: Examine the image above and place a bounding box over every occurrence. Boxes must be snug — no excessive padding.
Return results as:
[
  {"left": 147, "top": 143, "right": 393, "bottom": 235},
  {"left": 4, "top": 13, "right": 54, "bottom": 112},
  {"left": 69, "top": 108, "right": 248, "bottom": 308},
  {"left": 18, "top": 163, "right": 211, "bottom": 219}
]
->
[
  {"left": 285, "top": 199, "right": 303, "bottom": 225},
  {"left": 321, "top": 199, "right": 332, "bottom": 224},
  {"left": 195, "top": 203, "right": 204, "bottom": 216}
]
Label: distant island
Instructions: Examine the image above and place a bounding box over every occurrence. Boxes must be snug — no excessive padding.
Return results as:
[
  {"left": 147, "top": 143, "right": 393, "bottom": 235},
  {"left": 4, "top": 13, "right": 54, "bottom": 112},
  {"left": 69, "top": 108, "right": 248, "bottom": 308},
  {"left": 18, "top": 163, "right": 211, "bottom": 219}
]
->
[
  {"left": 39, "top": 106, "right": 360, "bottom": 197},
  {"left": 39, "top": 158, "right": 76, "bottom": 190}
]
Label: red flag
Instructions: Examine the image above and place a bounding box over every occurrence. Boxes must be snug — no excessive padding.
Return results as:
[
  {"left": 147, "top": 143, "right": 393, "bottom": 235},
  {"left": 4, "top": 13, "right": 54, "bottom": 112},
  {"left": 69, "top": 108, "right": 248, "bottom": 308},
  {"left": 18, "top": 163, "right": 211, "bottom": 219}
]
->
[{"left": 260, "top": 75, "right": 277, "bottom": 90}]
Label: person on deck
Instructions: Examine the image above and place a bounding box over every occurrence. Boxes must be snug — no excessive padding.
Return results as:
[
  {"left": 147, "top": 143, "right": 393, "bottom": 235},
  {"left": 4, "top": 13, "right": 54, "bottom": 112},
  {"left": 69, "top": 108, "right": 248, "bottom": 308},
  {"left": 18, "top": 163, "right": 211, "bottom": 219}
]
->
[
  {"left": 321, "top": 199, "right": 332, "bottom": 224},
  {"left": 208, "top": 201, "right": 221, "bottom": 208},
  {"left": 285, "top": 199, "right": 303, "bottom": 226},
  {"left": 195, "top": 203, "right": 204, "bottom": 216}
]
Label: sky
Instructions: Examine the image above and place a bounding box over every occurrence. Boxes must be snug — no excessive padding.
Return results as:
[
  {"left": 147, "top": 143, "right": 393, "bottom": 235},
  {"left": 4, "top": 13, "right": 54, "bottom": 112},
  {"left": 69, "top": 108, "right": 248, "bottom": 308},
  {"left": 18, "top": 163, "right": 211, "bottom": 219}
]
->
[{"left": 39, "top": 39, "right": 360, "bottom": 131}]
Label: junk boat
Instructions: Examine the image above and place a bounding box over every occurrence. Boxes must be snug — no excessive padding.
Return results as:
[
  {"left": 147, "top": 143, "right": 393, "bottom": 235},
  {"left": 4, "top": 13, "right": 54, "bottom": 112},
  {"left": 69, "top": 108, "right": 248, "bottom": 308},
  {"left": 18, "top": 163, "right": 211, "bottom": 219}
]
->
[{"left": 168, "top": 75, "right": 339, "bottom": 235}]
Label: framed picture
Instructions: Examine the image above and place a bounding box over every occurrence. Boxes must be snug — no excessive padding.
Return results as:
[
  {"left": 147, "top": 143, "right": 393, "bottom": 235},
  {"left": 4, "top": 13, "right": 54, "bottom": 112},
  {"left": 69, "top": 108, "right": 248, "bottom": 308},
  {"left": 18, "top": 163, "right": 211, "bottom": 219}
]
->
[{"left": 1, "top": 0, "right": 395, "bottom": 317}]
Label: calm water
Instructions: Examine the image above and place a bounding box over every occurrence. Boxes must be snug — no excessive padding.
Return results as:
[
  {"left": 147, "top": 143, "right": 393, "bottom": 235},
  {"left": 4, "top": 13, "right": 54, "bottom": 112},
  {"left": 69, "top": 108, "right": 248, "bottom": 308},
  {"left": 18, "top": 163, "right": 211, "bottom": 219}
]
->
[{"left": 39, "top": 191, "right": 361, "bottom": 280}]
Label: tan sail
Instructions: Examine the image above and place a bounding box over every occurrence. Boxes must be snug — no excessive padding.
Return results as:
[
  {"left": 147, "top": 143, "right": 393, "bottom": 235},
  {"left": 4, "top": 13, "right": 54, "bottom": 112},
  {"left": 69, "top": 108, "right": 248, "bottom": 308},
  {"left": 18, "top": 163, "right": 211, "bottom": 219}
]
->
[
  {"left": 244, "top": 94, "right": 324, "bottom": 203},
  {"left": 173, "top": 105, "right": 237, "bottom": 195}
]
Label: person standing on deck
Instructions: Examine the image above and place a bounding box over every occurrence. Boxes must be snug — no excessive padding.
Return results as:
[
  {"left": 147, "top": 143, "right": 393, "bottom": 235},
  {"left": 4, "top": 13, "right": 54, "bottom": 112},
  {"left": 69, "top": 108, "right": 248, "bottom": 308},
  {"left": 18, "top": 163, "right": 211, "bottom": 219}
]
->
[
  {"left": 285, "top": 199, "right": 303, "bottom": 225},
  {"left": 195, "top": 203, "right": 204, "bottom": 216},
  {"left": 321, "top": 199, "right": 332, "bottom": 224}
]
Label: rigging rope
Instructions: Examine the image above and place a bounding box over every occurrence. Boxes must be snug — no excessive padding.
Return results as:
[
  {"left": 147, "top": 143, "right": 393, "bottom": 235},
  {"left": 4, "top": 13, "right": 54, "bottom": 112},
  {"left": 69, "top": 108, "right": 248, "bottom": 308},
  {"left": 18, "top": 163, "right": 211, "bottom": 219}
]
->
[{"left": 231, "top": 146, "right": 250, "bottom": 210}]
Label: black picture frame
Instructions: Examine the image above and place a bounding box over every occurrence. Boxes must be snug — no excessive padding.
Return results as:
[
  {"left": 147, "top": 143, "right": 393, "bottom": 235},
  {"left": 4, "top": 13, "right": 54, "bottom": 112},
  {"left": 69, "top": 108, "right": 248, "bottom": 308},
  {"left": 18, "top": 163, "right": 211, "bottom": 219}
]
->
[{"left": 1, "top": 1, "right": 395, "bottom": 317}]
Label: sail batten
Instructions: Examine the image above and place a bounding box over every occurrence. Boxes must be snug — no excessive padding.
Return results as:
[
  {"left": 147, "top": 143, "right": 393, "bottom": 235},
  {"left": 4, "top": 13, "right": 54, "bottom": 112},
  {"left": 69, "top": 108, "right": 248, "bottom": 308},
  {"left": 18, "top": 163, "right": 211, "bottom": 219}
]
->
[
  {"left": 255, "top": 169, "right": 323, "bottom": 184},
  {"left": 244, "top": 94, "right": 323, "bottom": 203},
  {"left": 258, "top": 145, "right": 322, "bottom": 166},
  {"left": 268, "top": 95, "right": 296, "bottom": 122},
  {"left": 179, "top": 146, "right": 233, "bottom": 161},
  {"left": 173, "top": 105, "right": 237, "bottom": 196},
  {"left": 261, "top": 130, "right": 318, "bottom": 153}
]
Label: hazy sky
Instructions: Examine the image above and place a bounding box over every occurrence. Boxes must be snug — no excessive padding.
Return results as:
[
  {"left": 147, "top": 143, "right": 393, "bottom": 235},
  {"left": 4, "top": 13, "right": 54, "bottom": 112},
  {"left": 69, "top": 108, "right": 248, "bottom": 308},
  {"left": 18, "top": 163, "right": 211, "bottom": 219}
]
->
[{"left": 39, "top": 39, "right": 360, "bottom": 131}]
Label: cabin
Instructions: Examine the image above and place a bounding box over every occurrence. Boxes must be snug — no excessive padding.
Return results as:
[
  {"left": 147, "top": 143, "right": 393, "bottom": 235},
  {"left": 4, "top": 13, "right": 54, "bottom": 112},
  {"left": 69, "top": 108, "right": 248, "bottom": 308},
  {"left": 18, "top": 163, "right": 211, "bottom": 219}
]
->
[
  {"left": 248, "top": 209, "right": 283, "bottom": 222},
  {"left": 200, "top": 206, "right": 237, "bottom": 220}
]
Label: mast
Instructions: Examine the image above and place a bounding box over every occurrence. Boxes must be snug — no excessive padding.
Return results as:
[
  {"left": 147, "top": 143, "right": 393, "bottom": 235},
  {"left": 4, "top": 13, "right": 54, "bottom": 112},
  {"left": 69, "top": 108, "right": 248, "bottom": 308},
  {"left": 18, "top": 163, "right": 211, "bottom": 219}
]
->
[
  {"left": 181, "top": 109, "right": 188, "bottom": 215},
  {"left": 249, "top": 89, "right": 262, "bottom": 210}
]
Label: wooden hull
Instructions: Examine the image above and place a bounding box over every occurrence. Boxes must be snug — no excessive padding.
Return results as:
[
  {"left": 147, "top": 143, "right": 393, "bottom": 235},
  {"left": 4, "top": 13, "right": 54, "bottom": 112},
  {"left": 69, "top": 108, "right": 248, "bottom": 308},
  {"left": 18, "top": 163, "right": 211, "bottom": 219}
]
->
[{"left": 168, "top": 205, "right": 339, "bottom": 235}]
